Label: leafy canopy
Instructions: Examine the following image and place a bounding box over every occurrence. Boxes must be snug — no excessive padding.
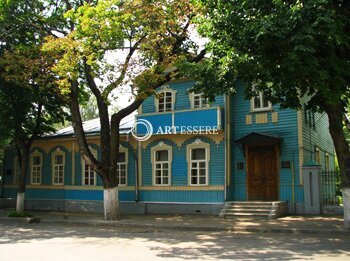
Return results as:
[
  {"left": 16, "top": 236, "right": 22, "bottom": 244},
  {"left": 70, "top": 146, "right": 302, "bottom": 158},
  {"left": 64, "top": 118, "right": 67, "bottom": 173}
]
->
[
  {"left": 0, "top": 0, "right": 68, "bottom": 145},
  {"left": 43, "top": 0, "right": 201, "bottom": 102},
  {"left": 188, "top": 0, "right": 350, "bottom": 110}
]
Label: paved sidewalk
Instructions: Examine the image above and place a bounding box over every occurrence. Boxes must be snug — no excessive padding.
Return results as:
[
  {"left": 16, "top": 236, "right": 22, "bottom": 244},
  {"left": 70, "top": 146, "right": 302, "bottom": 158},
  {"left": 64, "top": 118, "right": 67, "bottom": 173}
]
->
[{"left": 0, "top": 209, "right": 348, "bottom": 235}]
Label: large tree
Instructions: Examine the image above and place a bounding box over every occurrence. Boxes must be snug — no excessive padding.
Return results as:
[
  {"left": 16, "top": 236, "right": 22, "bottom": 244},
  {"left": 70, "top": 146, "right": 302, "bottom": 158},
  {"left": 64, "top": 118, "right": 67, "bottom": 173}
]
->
[
  {"left": 42, "top": 0, "right": 205, "bottom": 220},
  {"left": 0, "top": 0, "right": 67, "bottom": 212},
  {"left": 189, "top": 0, "right": 350, "bottom": 228},
  {"left": 0, "top": 50, "right": 67, "bottom": 212}
]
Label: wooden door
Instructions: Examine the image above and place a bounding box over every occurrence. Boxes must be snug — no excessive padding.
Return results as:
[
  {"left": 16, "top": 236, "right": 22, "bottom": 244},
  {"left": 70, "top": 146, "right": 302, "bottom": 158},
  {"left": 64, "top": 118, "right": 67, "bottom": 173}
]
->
[{"left": 247, "top": 146, "right": 278, "bottom": 201}]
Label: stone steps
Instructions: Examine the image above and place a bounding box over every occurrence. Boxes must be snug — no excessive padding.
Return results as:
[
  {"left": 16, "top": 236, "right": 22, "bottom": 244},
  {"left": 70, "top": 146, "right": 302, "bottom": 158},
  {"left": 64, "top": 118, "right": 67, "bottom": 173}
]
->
[{"left": 219, "top": 201, "right": 287, "bottom": 220}]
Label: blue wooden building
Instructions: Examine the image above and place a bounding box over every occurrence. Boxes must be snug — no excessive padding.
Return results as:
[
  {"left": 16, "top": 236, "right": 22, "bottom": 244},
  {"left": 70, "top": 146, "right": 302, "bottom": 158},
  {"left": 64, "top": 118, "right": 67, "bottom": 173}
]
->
[{"left": 0, "top": 79, "right": 336, "bottom": 214}]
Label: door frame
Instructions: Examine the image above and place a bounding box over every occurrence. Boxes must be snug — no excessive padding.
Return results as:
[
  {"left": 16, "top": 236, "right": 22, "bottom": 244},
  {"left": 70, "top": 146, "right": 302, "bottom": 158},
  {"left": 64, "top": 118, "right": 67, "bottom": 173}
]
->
[{"left": 245, "top": 143, "right": 280, "bottom": 201}]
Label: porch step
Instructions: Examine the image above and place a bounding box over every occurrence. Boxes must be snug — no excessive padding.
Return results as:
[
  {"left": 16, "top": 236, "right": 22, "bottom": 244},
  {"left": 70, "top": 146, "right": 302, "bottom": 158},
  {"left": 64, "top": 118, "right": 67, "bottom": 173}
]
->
[{"left": 219, "top": 201, "right": 287, "bottom": 220}]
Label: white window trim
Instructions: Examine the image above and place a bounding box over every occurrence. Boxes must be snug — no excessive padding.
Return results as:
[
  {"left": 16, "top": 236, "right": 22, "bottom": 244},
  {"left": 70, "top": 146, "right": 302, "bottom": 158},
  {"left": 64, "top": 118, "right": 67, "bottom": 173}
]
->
[
  {"left": 13, "top": 156, "right": 20, "bottom": 185},
  {"left": 250, "top": 92, "right": 272, "bottom": 112},
  {"left": 325, "top": 152, "right": 330, "bottom": 171},
  {"left": 81, "top": 147, "right": 97, "bottom": 186},
  {"left": 186, "top": 139, "right": 210, "bottom": 186},
  {"left": 154, "top": 85, "right": 177, "bottom": 113},
  {"left": 52, "top": 148, "right": 65, "bottom": 185},
  {"left": 189, "top": 92, "right": 210, "bottom": 109},
  {"left": 30, "top": 150, "right": 42, "bottom": 185},
  {"left": 151, "top": 142, "right": 172, "bottom": 186},
  {"left": 315, "top": 146, "right": 321, "bottom": 164},
  {"left": 117, "top": 145, "right": 128, "bottom": 186}
]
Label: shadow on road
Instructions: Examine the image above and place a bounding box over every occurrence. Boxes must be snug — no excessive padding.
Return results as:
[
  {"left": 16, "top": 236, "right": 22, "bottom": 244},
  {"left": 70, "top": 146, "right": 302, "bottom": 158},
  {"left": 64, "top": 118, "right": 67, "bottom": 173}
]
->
[{"left": 0, "top": 222, "right": 349, "bottom": 260}]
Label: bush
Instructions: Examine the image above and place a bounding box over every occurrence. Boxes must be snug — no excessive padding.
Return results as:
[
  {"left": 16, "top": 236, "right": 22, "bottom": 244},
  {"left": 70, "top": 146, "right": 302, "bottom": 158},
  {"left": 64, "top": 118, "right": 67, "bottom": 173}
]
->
[
  {"left": 8, "top": 211, "right": 33, "bottom": 218},
  {"left": 337, "top": 195, "right": 343, "bottom": 205}
]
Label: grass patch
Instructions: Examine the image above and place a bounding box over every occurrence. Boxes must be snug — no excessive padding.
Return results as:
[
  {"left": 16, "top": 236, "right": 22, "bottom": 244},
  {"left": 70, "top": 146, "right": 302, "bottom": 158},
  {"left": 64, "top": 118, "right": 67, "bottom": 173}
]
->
[{"left": 8, "top": 211, "right": 33, "bottom": 218}]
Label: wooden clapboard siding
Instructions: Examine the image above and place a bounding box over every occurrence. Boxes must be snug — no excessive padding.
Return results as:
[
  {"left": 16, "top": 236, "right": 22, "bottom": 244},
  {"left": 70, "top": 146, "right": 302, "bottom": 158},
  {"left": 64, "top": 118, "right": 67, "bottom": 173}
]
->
[
  {"left": 141, "top": 80, "right": 224, "bottom": 114},
  {"left": 230, "top": 83, "right": 301, "bottom": 203},
  {"left": 300, "top": 96, "right": 336, "bottom": 172}
]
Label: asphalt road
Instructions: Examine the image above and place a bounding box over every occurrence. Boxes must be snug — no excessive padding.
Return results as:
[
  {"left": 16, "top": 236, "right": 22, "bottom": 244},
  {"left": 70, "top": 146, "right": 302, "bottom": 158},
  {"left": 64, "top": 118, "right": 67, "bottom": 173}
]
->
[{"left": 0, "top": 222, "right": 349, "bottom": 260}]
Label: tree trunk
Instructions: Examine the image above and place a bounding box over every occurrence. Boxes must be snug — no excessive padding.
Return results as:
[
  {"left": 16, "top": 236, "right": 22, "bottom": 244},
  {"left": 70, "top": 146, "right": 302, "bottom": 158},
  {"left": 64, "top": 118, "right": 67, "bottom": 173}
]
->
[
  {"left": 325, "top": 103, "right": 350, "bottom": 229},
  {"left": 343, "top": 188, "right": 350, "bottom": 229},
  {"left": 16, "top": 146, "right": 29, "bottom": 213},
  {"left": 16, "top": 192, "right": 25, "bottom": 213},
  {"left": 103, "top": 187, "right": 119, "bottom": 220}
]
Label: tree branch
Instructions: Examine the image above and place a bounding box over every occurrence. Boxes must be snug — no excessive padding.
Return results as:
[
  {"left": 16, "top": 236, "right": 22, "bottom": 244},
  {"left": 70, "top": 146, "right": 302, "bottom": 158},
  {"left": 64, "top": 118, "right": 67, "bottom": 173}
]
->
[
  {"left": 68, "top": 79, "right": 100, "bottom": 169},
  {"left": 83, "top": 61, "right": 110, "bottom": 167},
  {"left": 102, "top": 34, "right": 147, "bottom": 97}
]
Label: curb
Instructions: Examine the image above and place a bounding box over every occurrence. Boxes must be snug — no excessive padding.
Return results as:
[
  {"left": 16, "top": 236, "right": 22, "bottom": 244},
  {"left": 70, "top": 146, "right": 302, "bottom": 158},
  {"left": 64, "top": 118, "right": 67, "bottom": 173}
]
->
[
  {"left": 0, "top": 216, "right": 41, "bottom": 223},
  {"left": 41, "top": 218, "right": 350, "bottom": 235},
  {"left": 1, "top": 217, "right": 349, "bottom": 235}
]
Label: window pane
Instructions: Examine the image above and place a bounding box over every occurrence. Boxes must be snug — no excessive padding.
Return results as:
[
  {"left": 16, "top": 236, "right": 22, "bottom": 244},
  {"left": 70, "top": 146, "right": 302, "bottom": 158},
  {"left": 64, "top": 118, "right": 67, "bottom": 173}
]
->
[
  {"left": 191, "top": 169, "right": 198, "bottom": 177},
  {"left": 166, "top": 96, "right": 172, "bottom": 103},
  {"left": 163, "top": 169, "right": 168, "bottom": 177},
  {"left": 163, "top": 177, "right": 169, "bottom": 184},
  {"left": 262, "top": 94, "right": 269, "bottom": 108},
  {"left": 55, "top": 155, "right": 63, "bottom": 164},
  {"left": 199, "top": 177, "right": 206, "bottom": 184},
  {"left": 254, "top": 96, "right": 261, "bottom": 109},
  {"left": 199, "top": 162, "right": 206, "bottom": 168},
  {"left": 165, "top": 103, "right": 172, "bottom": 111},
  {"left": 191, "top": 148, "right": 205, "bottom": 160},
  {"left": 156, "top": 150, "right": 168, "bottom": 161},
  {"left": 155, "top": 170, "right": 162, "bottom": 177},
  {"left": 33, "top": 156, "right": 41, "bottom": 165},
  {"left": 191, "top": 177, "right": 197, "bottom": 184},
  {"left": 199, "top": 168, "right": 206, "bottom": 177},
  {"left": 118, "top": 152, "right": 126, "bottom": 163}
]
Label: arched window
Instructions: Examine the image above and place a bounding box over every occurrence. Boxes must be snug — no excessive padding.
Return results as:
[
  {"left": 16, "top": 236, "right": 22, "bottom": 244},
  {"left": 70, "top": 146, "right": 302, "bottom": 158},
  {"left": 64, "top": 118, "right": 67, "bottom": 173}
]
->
[
  {"left": 251, "top": 92, "right": 272, "bottom": 112},
  {"left": 82, "top": 147, "right": 97, "bottom": 186},
  {"left": 155, "top": 86, "right": 176, "bottom": 112},
  {"left": 117, "top": 145, "right": 128, "bottom": 186},
  {"left": 186, "top": 139, "right": 210, "bottom": 186},
  {"left": 189, "top": 92, "right": 209, "bottom": 109},
  {"left": 52, "top": 148, "right": 65, "bottom": 185},
  {"left": 30, "top": 150, "right": 42, "bottom": 185},
  {"left": 151, "top": 142, "right": 172, "bottom": 186}
]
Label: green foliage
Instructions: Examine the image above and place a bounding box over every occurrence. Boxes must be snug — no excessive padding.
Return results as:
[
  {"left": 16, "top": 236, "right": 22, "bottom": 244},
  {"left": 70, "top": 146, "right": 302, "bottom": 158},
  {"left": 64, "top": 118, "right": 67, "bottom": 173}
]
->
[
  {"left": 0, "top": 0, "right": 69, "bottom": 173},
  {"left": 42, "top": 0, "right": 202, "bottom": 98},
  {"left": 81, "top": 96, "right": 99, "bottom": 121},
  {"left": 8, "top": 210, "right": 33, "bottom": 218},
  {"left": 193, "top": 0, "right": 350, "bottom": 111}
]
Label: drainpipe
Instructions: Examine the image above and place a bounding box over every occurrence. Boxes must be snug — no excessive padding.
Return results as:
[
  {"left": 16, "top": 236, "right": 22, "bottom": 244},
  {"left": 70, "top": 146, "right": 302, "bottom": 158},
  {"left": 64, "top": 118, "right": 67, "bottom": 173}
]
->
[
  {"left": 135, "top": 150, "right": 139, "bottom": 202},
  {"left": 135, "top": 140, "right": 142, "bottom": 202}
]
